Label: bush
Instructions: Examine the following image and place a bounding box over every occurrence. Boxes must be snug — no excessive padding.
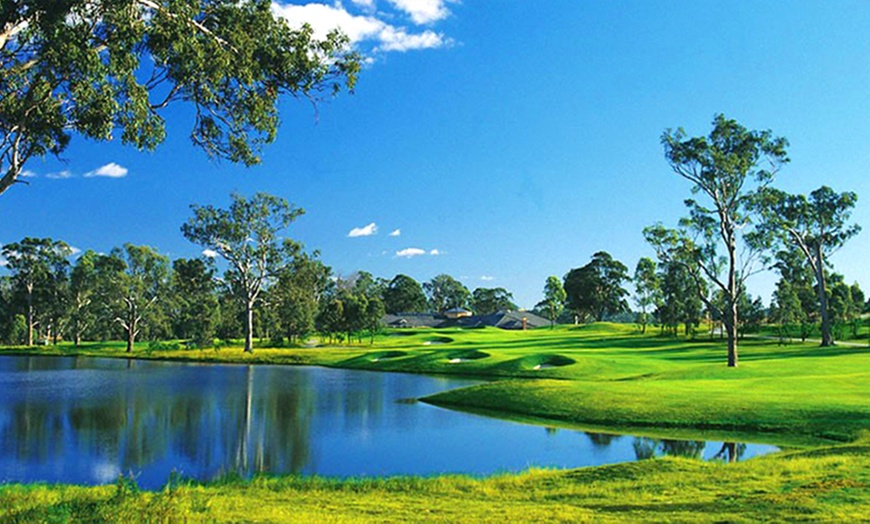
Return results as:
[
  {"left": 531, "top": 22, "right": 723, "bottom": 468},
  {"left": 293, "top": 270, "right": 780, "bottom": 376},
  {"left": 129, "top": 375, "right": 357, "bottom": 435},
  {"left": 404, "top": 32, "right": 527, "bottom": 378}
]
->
[{"left": 147, "top": 340, "right": 182, "bottom": 352}]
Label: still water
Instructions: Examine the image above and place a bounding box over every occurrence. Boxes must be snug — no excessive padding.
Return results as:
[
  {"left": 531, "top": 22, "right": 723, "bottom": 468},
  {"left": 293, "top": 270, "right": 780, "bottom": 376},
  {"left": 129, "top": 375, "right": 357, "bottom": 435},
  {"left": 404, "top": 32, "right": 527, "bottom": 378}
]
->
[{"left": 0, "top": 355, "right": 778, "bottom": 489}]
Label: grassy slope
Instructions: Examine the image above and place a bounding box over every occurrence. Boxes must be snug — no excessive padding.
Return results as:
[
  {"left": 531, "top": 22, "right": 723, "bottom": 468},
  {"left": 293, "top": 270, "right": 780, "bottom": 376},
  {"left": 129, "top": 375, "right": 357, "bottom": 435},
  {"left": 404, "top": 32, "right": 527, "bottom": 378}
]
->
[
  {"left": 1, "top": 324, "right": 869, "bottom": 522},
  {"left": 2, "top": 438, "right": 869, "bottom": 523}
]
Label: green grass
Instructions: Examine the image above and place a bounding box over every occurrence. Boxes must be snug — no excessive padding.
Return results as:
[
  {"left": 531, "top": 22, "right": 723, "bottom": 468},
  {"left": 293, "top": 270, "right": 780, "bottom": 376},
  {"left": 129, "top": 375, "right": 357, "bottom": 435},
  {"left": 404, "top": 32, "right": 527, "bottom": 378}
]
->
[
  {"left": 2, "top": 435, "right": 869, "bottom": 522},
  {"left": 2, "top": 323, "right": 870, "bottom": 522}
]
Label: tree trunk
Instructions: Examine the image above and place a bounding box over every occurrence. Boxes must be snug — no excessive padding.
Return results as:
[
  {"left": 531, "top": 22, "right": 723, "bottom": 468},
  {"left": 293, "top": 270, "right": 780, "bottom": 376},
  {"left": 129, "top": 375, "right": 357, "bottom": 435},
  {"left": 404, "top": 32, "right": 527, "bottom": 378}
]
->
[
  {"left": 126, "top": 326, "right": 135, "bottom": 353},
  {"left": 814, "top": 244, "right": 834, "bottom": 347},
  {"left": 244, "top": 300, "right": 254, "bottom": 353},
  {"left": 125, "top": 301, "right": 136, "bottom": 353},
  {"left": 725, "top": 301, "right": 738, "bottom": 367},
  {"left": 26, "top": 293, "right": 34, "bottom": 346}
]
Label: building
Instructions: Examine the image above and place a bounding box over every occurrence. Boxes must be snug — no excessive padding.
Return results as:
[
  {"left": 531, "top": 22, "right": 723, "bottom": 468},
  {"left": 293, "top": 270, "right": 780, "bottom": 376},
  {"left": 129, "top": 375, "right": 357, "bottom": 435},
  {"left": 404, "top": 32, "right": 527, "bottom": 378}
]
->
[{"left": 382, "top": 310, "right": 550, "bottom": 330}]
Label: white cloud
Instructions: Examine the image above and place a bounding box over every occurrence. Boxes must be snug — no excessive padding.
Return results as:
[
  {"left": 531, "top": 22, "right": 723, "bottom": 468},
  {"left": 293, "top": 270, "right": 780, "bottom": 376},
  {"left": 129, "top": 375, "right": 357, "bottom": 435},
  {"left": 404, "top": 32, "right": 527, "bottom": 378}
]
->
[
  {"left": 350, "top": 0, "right": 375, "bottom": 9},
  {"left": 69, "top": 246, "right": 82, "bottom": 256},
  {"left": 388, "top": 0, "right": 450, "bottom": 24},
  {"left": 389, "top": 229, "right": 401, "bottom": 237},
  {"left": 0, "top": 257, "right": 7, "bottom": 267},
  {"left": 480, "top": 275, "right": 495, "bottom": 281},
  {"left": 396, "top": 247, "right": 426, "bottom": 258},
  {"left": 84, "top": 162, "right": 128, "bottom": 178},
  {"left": 348, "top": 222, "right": 378, "bottom": 237},
  {"left": 46, "top": 170, "right": 73, "bottom": 179},
  {"left": 378, "top": 26, "right": 444, "bottom": 52},
  {"left": 19, "top": 170, "right": 36, "bottom": 178},
  {"left": 272, "top": 1, "right": 447, "bottom": 52},
  {"left": 396, "top": 247, "right": 442, "bottom": 258},
  {"left": 202, "top": 249, "right": 218, "bottom": 258}
]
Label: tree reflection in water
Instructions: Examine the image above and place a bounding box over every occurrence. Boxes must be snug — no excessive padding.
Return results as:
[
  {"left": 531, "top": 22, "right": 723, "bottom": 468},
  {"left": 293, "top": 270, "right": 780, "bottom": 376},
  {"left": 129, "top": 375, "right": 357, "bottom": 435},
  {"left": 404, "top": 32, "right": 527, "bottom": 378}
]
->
[
  {"left": 581, "top": 432, "right": 750, "bottom": 462},
  {"left": 0, "top": 357, "right": 317, "bottom": 485}
]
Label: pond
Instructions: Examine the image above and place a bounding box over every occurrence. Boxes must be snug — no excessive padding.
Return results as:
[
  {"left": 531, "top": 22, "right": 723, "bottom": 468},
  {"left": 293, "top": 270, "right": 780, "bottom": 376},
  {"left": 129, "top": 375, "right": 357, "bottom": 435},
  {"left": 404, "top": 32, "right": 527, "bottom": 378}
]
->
[{"left": 0, "top": 355, "right": 778, "bottom": 489}]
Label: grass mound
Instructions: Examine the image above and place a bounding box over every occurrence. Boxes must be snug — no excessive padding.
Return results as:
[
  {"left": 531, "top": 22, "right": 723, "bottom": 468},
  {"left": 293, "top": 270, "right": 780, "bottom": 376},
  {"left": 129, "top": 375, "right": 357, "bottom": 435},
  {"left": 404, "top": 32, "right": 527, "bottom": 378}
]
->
[
  {"left": 444, "top": 350, "right": 489, "bottom": 363},
  {"left": 527, "top": 354, "right": 575, "bottom": 370},
  {"left": 423, "top": 336, "right": 454, "bottom": 345}
]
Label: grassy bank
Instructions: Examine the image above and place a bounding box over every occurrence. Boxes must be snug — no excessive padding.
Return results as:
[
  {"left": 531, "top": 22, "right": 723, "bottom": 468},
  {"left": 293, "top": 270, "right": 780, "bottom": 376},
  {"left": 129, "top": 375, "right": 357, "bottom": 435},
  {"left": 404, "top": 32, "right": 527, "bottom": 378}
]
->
[
  {"left": 2, "top": 435, "right": 869, "bottom": 523},
  {"left": 2, "top": 323, "right": 869, "bottom": 521}
]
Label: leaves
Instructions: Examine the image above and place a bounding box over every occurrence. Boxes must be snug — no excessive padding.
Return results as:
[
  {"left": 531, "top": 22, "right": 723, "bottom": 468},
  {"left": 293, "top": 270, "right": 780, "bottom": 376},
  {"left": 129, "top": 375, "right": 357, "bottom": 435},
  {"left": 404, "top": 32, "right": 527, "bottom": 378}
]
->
[{"left": 0, "top": 0, "right": 360, "bottom": 195}]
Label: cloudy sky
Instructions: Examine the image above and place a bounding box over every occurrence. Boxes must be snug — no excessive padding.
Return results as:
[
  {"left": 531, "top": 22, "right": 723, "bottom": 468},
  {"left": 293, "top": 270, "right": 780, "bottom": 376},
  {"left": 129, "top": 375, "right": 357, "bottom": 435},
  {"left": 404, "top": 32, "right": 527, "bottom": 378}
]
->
[{"left": 2, "top": 0, "right": 869, "bottom": 308}]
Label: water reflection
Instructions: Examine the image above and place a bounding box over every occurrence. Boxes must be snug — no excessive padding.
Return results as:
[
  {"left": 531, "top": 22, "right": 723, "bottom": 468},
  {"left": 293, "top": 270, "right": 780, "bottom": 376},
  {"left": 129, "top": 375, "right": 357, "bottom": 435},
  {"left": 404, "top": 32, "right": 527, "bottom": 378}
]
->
[
  {"left": 578, "top": 432, "right": 748, "bottom": 462},
  {"left": 0, "top": 356, "right": 777, "bottom": 489}
]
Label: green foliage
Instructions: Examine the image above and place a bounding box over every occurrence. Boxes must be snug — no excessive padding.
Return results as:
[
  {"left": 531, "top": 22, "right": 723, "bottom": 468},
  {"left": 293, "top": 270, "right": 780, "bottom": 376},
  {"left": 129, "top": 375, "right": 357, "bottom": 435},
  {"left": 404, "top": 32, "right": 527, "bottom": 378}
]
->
[
  {"left": 170, "top": 258, "right": 218, "bottom": 347},
  {"left": 383, "top": 274, "right": 428, "bottom": 314},
  {"left": 269, "top": 253, "right": 330, "bottom": 344},
  {"left": 536, "top": 275, "right": 566, "bottom": 328},
  {"left": 633, "top": 258, "right": 659, "bottom": 333},
  {"left": 182, "top": 192, "right": 304, "bottom": 352},
  {"left": 471, "top": 287, "right": 517, "bottom": 315},
  {"left": 752, "top": 185, "right": 861, "bottom": 346},
  {"left": 646, "top": 115, "right": 790, "bottom": 367},
  {"left": 0, "top": 0, "right": 360, "bottom": 196},
  {"left": 1, "top": 237, "right": 72, "bottom": 345},
  {"left": 147, "top": 340, "right": 182, "bottom": 352},
  {"left": 563, "top": 251, "right": 629, "bottom": 322},
  {"left": 424, "top": 274, "right": 471, "bottom": 313},
  {"left": 657, "top": 260, "right": 703, "bottom": 337}
]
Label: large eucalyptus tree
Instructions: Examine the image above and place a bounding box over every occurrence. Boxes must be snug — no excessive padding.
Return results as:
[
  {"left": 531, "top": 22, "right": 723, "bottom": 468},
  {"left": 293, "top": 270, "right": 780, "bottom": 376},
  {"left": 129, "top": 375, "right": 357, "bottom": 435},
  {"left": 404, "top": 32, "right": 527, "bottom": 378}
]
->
[
  {"left": 0, "top": 0, "right": 359, "bottom": 196},
  {"left": 644, "top": 115, "right": 789, "bottom": 367},
  {"left": 182, "top": 192, "right": 303, "bottom": 352},
  {"left": 752, "top": 186, "right": 860, "bottom": 346}
]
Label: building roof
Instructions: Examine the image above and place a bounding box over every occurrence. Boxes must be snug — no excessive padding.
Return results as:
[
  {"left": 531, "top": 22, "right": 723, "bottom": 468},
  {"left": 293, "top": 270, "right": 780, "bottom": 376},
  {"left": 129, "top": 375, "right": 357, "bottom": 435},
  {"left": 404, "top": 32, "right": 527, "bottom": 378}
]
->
[{"left": 383, "top": 310, "right": 550, "bottom": 330}]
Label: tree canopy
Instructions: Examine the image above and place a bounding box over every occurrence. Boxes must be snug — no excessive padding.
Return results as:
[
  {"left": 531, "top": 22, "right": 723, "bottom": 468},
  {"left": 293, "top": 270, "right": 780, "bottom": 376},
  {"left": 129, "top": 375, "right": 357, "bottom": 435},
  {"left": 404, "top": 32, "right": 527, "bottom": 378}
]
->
[
  {"left": 471, "top": 287, "right": 517, "bottom": 315},
  {"left": 752, "top": 185, "right": 860, "bottom": 346},
  {"left": 0, "top": 0, "right": 360, "bottom": 196},
  {"left": 645, "top": 114, "right": 789, "bottom": 367},
  {"left": 181, "top": 192, "right": 303, "bottom": 352},
  {"left": 536, "top": 275, "right": 566, "bottom": 328},
  {"left": 563, "top": 251, "right": 629, "bottom": 323},
  {"left": 383, "top": 274, "right": 427, "bottom": 314},
  {"left": 424, "top": 274, "right": 471, "bottom": 314}
]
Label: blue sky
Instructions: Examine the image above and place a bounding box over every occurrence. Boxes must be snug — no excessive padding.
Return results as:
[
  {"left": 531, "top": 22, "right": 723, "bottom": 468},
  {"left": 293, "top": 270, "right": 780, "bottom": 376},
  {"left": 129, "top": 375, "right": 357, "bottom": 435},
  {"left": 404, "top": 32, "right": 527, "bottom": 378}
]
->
[{"left": 2, "top": 0, "right": 869, "bottom": 309}]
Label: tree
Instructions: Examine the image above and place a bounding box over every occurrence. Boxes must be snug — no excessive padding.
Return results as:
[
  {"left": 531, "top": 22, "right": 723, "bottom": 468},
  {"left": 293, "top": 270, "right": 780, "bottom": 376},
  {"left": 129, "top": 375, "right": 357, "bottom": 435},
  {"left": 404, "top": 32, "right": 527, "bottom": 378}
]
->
[
  {"left": 182, "top": 192, "right": 303, "bottom": 352},
  {"left": 471, "top": 287, "right": 517, "bottom": 315},
  {"left": 382, "top": 274, "right": 428, "bottom": 314},
  {"left": 68, "top": 250, "right": 100, "bottom": 346},
  {"left": 424, "top": 274, "right": 471, "bottom": 313},
  {"left": 0, "top": 1, "right": 360, "bottom": 196},
  {"left": 328, "top": 271, "right": 386, "bottom": 344},
  {"left": 827, "top": 274, "right": 861, "bottom": 340},
  {"left": 536, "top": 276, "right": 566, "bottom": 329},
  {"left": 752, "top": 186, "right": 860, "bottom": 346},
  {"left": 633, "top": 257, "right": 659, "bottom": 334},
  {"left": 770, "top": 276, "right": 805, "bottom": 344},
  {"left": 644, "top": 115, "right": 789, "bottom": 367},
  {"left": 563, "top": 251, "right": 629, "bottom": 323},
  {"left": 657, "top": 260, "right": 703, "bottom": 337},
  {"left": 270, "top": 252, "right": 330, "bottom": 344},
  {"left": 171, "top": 257, "right": 218, "bottom": 347},
  {"left": 110, "top": 244, "right": 169, "bottom": 352},
  {"left": 772, "top": 248, "right": 818, "bottom": 342},
  {"left": 1, "top": 237, "right": 71, "bottom": 345}
]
